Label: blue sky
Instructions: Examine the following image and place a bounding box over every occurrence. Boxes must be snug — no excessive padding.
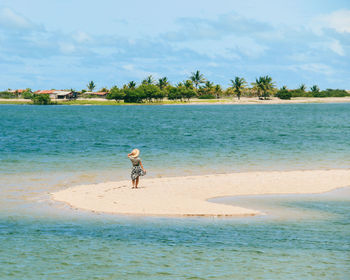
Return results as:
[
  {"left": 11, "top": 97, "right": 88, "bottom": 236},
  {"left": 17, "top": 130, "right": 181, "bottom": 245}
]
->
[{"left": 1, "top": 0, "right": 350, "bottom": 90}]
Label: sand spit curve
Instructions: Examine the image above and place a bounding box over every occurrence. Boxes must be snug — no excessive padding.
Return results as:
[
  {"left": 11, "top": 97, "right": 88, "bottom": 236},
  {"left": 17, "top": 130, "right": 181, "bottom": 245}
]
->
[{"left": 52, "top": 169, "right": 350, "bottom": 217}]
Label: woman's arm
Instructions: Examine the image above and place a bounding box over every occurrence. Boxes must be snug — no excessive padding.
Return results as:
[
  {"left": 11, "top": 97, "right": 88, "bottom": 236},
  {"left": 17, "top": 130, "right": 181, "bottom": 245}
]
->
[{"left": 139, "top": 160, "right": 146, "bottom": 172}]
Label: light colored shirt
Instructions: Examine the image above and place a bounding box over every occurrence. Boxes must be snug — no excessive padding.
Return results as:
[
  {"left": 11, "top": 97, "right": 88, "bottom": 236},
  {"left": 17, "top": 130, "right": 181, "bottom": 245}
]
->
[{"left": 128, "top": 156, "right": 141, "bottom": 166}]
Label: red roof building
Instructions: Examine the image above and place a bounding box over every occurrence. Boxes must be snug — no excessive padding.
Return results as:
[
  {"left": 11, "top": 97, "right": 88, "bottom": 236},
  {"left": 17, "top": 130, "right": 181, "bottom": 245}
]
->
[
  {"left": 93, "top": 92, "right": 108, "bottom": 96},
  {"left": 35, "top": 90, "right": 56, "bottom": 94},
  {"left": 9, "top": 89, "right": 27, "bottom": 93}
]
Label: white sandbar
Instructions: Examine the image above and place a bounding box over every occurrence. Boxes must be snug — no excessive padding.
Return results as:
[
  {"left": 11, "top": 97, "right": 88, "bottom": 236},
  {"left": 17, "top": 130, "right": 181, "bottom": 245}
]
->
[{"left": 52, "top": 169, "right": 350, "bottom": 217}]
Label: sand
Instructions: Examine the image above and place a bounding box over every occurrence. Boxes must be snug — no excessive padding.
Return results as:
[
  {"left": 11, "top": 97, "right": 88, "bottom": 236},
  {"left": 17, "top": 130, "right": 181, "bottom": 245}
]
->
[
  {"left": 225, "top": 97, "right": 350, "bottom": 104},
  {"left": 52, "top": 169, "right": 350, "bottom": 217},
  {"left": 184, "top": 97, "right": 350, "bottom": 105}
]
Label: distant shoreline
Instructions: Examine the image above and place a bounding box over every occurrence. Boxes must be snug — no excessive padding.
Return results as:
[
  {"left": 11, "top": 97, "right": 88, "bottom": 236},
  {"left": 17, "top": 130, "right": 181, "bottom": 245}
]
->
[{"left": 1, "top": 96, "right": 350, "bottom": 105}]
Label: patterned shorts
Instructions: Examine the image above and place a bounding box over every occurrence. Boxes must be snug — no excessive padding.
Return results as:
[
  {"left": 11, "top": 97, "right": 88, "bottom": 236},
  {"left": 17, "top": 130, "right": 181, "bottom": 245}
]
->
[{"left": 131, "top": 165, "right": 146, "bottom": 180}]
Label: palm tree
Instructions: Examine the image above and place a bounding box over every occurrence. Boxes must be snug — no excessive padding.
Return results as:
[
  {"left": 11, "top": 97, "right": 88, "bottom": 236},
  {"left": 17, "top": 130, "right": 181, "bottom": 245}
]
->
[
  {"left": 299, "top": 84, "right": 306, "bottom": 92},
  {"left": 214, "top": 84, "right": 222, "bottom": 99},
  {"left": 87, "top": 81, "right": 96, "bottom": 91},
  {"left": 176, "top": 82, "right": 184, "bottom": 87},
  {"left": 157, "top": 77, "right": 169, "bottom": 90},
  {"left": 197, "top": 81, "right": 215, "bottom": 98},
  {"left": 128, "top": 81, "right": 136, "bottom": 89},
  {"left": 100, "top": 87, "right": 109, "bottom": 92},
  {"left": 261, "top": 75, "right": 275, "bottom": 99},
  {"left": 184, "top": 80, "right": 194, "bottom": 89},
  {"left": 204, "top": 81, "right": 214, "bottom": 89},
  {"left": 190, "top": 70, "right": 205, "bottom": 90},
  {"left": 251, "top": 76, "right": 275, "bottom": 100},
  {"left": 142, "top": 75, "right": 154, "bottom": 85},
  {"left": 251, "top": 78, "right": 264, "bottom": 99},
  {"left": 230, "top": 76, "right": 247, "bottom": 100},
  {"left": 310, "top": 85, "right": 320, "bottom": 93}
]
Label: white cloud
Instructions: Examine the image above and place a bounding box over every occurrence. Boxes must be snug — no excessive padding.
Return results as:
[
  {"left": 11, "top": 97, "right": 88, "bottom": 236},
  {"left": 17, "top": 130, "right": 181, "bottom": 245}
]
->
[
  {"left": 208, "top": 62, "right": 220, "bottom": 67},
  {"left": 1, "top": 5, "right": 350, "bottom": 90},
  {"left": 172, "top": 35, "right": 267, "bottom": 59},
  {"left": 290, "top": 63, "right": 334, "bottom": 76},
  {"left": 59, "top": 42, "right": 76, "bottom": 54},
  {"left": 311, "top": 9, "right": 350, "bottom": 34},
  {"left": 329, "top": 40, "right": 345, "bottom": 56},
  {"left": 121, "top": 64, "right": 159, "bottom": 80},
  {"left": 309, "top": 39, "right": 345, "bottom": 57},
  {"left": 0, "top": 7, "right": 33, "bottom": 29},
  {"left": 173, "top": 39, "right": 240, "bottom": 60},
  {"left": 74, "top": 31, "right": 92, "bottom": 43},
  {"left": 325, "top": 10, "right": 350, "bottom": 33},
  {"left": 122, "top": 64, "right": 134, "bottom": 71}
]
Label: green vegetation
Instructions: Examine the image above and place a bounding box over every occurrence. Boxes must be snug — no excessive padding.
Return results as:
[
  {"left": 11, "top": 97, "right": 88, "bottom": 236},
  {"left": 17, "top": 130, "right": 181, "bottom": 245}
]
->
[
  {"left": 198, "top": 94, "right": 215, "bottom": 99},
  {"left": 157, "top": 77, "right": 169, "bottom": 90},
  {"left": 128, "top": 81, "right": 136, "bottom": 89},
  {"left": 107, "top": 86, "right": 125, "bottom": 102},
  {"left": 87, "top": 81, "right": 96, "bottom": 91},
  {"left": 198, "top": 81, "right": 215, "bottom": 99},
  {"left": 315, "top": 89, "right": 349, "bottom": 97},
  {"left": 22, "top": 91, "right": 33, "bottom": 99},
  {"left": 142, "top": 75, "right": 154, "bottom": 85},
  {"left": 0, "top": 89, "right": 32, "bottom": 99},
  {"left": 310, "top": 85, "right": 320, "bottom": 93},
  {"left": 252, "top": 75, "right": 275, "bottom": 100},
  {"left": 99, "top": 87, "right": 109, "bottom": 92},
  {"left": 231, "top": 77, "right": 246, "bottom": 100},
  {"left": 276, "top": 86, "right": 292, "bottom": 100},
  {"left": 0, "top": 91, "right": 18, "bottom": 99},
  {"left": 31, "top": 94, "right": 54, "bottom": 105},
  {"left": 299, "top": 84, "right": 307, "bottom": 92},
  {"left": 289, "top": 88, "right": 349, "bottom": 98},
  {"left": 190, "top": 70, "right": 205, "bottom": 89},
  {"left": 2, "top": 73, "right": 350, "bottom": 105}
]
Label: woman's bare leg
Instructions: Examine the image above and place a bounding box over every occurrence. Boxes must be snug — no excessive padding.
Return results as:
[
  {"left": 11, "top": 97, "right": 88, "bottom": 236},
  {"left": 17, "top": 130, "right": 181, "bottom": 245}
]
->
[
  {"left": 135, "top": 177, "right": 139, "bottom": 188},
  {"left": 132, "top": 179, "right": 135, "bottom": 188}
]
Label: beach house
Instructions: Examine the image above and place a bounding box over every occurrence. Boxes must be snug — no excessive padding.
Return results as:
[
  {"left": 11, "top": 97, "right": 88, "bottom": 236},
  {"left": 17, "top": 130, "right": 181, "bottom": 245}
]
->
[
  {"left": 8, "top": 89, "right": 27, "bottom": 94},
  {"left": 35, "top": 90, "right": 74, "bottom": 99}
]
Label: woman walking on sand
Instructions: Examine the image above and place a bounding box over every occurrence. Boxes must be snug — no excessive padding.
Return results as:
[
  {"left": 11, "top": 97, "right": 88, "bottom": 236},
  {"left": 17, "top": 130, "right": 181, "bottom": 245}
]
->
[{"left": 128, "top": 149, "right": 146, "bottom": 189}]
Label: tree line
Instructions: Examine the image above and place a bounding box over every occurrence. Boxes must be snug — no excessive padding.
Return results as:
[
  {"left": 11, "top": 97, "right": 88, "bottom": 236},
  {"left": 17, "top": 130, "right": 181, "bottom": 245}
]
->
[
  {"left": 1, "top": 70, "right": 349, "bottom": 103},
  {"left": 102, "top": 71, "right": 349, "bottom": 102},
  {"left": 104, "top": 71, "right": 279, "bottom": 102}
]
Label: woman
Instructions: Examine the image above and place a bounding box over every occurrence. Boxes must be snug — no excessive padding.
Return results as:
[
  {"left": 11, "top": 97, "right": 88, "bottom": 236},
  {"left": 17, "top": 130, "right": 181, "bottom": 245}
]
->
[{"left": 127, "top": 149, "right": 146, "bottom": 189}]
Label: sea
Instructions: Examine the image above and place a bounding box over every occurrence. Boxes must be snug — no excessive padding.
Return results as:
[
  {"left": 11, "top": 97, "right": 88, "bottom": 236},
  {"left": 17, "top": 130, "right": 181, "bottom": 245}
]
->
[{"left": 0, "top": 103, "right": 349, "bottom": 279}]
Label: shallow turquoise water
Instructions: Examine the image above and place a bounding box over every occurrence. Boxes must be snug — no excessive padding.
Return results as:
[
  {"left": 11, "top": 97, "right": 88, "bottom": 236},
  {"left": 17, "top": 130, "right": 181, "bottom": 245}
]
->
[
  {"left": 0, "top": 104, "right": 349, "bottom": 279},
  {"left": 1, "top": 103, "right": 350, "bottom": 175},
  {"left": 1, "top": 195, "right": 349, "bottom": 279}
]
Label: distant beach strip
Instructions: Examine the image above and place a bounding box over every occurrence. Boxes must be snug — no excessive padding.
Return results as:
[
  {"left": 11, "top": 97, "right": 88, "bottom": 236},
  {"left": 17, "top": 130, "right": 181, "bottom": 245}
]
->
[
  {"left": 52, "top": 169, "right": 350, "bottom": 217},
  {"left": 2, "top": 96, "right": 350, "bottom": 105}
]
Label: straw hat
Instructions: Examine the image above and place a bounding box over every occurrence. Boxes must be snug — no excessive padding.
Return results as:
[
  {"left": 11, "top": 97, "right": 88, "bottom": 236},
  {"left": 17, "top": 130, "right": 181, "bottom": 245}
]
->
[{"left": 130, "top": 148, "right": 140, "bottom": 158}]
